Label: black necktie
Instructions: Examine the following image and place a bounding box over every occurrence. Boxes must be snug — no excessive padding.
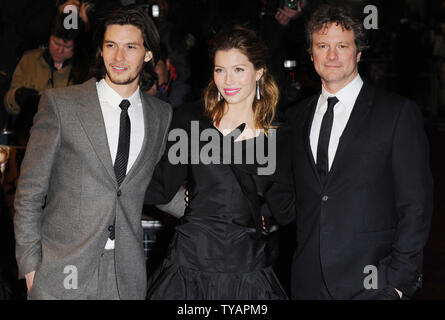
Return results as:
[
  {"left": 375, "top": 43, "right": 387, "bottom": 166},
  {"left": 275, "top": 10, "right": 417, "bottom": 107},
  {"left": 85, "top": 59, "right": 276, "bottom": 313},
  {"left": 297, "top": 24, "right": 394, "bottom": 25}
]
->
[
  {"left": 316, "top": 96, "right": 338, "bottom": 184},
  {"left": 109, "top": 99, "right": 131, "bottom": 241},
  {"left": 114, "top": 99, "right": 131, "bottom": 186}
]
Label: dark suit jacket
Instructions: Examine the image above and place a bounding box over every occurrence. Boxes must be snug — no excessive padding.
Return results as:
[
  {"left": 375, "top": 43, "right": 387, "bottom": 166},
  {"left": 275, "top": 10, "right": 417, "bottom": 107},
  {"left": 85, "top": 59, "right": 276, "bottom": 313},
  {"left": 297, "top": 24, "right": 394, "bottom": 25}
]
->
[{"left": 286, "top": 81, "right": 433, "bottom": 299}]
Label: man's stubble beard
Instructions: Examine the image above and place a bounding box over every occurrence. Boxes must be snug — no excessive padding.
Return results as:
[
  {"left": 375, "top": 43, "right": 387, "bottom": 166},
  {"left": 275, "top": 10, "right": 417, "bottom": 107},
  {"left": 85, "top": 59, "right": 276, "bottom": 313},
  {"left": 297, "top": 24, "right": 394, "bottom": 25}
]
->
[{"left": 106, "top": 69, "right": 140, "bottom": 86}]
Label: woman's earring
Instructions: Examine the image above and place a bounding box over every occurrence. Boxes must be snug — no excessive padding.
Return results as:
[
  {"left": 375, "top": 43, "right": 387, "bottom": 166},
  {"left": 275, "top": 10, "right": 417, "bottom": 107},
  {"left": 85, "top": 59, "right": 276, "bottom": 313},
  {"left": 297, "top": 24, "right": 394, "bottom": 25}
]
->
[
  {"left": 218, "top": 91, "right": 222, "bottom": 102},
  {"left": 256, "top": 80, "right": 260, "bottom": 100}
]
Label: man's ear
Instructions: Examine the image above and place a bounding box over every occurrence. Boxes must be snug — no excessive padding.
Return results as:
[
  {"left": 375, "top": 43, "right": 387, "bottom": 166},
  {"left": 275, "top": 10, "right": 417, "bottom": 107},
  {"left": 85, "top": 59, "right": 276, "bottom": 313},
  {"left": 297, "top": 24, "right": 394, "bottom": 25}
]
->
[
  {"left": 356, "top": 51, "right": 362, "bottom": 63},
  {"left": 145, "top": 50, "right": 153, "bottom": 62},
  {"left": 166, "top": 58, "right": 171, "bottom": 69}
]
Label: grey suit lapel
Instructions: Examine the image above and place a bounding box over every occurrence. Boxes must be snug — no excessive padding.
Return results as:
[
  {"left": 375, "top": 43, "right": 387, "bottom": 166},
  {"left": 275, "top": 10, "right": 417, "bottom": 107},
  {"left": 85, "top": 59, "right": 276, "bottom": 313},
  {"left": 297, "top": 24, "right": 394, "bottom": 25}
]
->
[
  {"left": 123, "top": 92, "right": 161, "bottom": 185},
  {"left": 75, "top": 78, "right": 116, "bottom": 185}
]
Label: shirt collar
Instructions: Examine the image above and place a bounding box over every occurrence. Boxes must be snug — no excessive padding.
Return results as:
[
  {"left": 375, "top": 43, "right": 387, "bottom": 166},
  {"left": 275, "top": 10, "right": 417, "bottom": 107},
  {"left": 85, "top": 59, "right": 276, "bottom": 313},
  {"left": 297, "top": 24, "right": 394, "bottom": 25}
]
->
[
  {"left": 319, "top": 74, "right": 363, "bottom": 111},
  {"left": 97, "top": 78, "right": 141, "bottom": 109}
]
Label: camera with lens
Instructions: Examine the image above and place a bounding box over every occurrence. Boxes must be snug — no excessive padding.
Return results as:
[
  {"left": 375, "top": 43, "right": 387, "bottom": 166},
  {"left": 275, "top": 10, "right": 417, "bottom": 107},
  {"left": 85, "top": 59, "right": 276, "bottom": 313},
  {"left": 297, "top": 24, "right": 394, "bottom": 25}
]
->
[
  {"left": 283, "top": 59, "right": 302, "bottom": 104},
  {"left": 139, "top": 3, "right": 160, "bottom": 19},
  {"left": 283, "top": 0, "right": 299, "bottom": 9},
  {"left": 260, "top": 0, "right": 299, "bottom": 16}
]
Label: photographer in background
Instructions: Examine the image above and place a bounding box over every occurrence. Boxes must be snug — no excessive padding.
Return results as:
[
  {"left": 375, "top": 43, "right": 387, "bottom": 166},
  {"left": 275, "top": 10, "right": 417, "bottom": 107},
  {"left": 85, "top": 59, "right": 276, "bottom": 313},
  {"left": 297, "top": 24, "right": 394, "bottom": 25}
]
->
[
  {"left": 147, "top": 43, "right": 191, "bottom": 109},
  {"left": 57, "top": 0, "right": 123, "bottom": 31},
  {"left": 274, "top": 0, "right": 306, "bottom": 27},
  {"left": 58, "top": 0, "right": 92, "bottom": 28},
  {"left": 3, "top": 14, "right": 82, "bottom": 145},
  {"left": 1, "top": 145, "right": 20, "bottom": 300},
  {"left": 260, "top": 0, "right": 322, "bottom": 114},
  {"left": 137, "top": 0, "right": 195, "bottom": 83},
  {"left": 56, "top": 0, "right": 123, "bottom": 83}
]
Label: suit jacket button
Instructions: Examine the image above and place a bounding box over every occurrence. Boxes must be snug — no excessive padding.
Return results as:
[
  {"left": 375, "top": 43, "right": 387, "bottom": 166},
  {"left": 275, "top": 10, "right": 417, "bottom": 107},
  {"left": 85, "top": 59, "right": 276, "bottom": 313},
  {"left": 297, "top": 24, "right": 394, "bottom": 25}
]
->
[
  {"left": 322, "top": 195, "right": 328, "bottom": 201},
  {"left": 117, "top": 190, "right": 122, "bottom": 197}
]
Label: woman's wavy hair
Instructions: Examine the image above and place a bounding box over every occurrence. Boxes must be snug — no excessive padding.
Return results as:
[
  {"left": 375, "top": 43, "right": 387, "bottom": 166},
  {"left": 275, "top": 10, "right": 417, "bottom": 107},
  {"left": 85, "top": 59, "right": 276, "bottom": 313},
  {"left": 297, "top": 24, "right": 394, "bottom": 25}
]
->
[
  {"left": 305, "top": 4, "right": 369, "bottom": 56},
  {"left": 203, "top": 25, "right": 279, "bottom": 132},
  {"left": 91, "top": 5, "right": 160, "bottom": 91}
]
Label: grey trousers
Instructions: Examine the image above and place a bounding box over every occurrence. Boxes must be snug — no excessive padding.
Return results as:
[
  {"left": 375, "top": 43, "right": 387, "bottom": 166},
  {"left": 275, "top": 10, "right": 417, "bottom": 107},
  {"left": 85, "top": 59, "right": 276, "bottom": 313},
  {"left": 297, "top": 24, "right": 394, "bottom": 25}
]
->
[{"left": 28, "top": 249, "right": 120, "bottom": 300}]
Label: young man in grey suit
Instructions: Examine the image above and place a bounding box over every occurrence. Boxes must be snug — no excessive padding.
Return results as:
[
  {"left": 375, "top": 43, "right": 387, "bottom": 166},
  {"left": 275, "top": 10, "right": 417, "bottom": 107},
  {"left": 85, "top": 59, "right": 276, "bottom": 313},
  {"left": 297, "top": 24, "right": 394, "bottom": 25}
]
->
[
  {"left": 287, "top": 4, "right": 433, "bottom": 299},
  {"left": 14, "top": 6, "right": 173, "bottom": 299}
]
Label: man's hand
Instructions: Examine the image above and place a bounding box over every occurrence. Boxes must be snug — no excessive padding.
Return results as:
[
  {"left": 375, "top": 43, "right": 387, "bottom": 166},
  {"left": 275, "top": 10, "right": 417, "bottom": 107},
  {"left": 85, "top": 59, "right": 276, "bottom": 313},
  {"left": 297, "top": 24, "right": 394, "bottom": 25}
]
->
[
  {"left": 79, "top": 2, "right": 92, "bottom": 24},
  {"left": 374, "top": 286, "right": 403, "bottom": 300},
  {"left": 25, "top": 271, "right": 36, "bottom": 291},
  {"left": 58, "top": 0, "right": 80, "bottom": 13},
  {"left": 275, "top": 6, "right": 301, "bottom": 27}
]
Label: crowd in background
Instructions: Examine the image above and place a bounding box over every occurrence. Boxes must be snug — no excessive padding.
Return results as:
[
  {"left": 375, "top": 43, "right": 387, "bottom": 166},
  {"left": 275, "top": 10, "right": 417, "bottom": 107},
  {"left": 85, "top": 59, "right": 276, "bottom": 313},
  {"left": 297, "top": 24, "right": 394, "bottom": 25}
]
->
[{"left": 1, "top": 0, "right": 444, "bottom": 142}]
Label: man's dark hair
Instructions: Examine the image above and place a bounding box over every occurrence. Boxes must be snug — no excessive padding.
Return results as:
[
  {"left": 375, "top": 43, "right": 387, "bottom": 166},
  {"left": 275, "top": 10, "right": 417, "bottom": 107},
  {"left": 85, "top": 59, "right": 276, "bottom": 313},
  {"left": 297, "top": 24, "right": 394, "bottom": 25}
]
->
[
  {"left": 306, "top": 4, "right": 369, "bottom": 55},
  {"left": 50, "top": 13, "right": 83, "bottom": 42},
  {"left": 91, "top": 5, "right": 160, "bottom": 91}
]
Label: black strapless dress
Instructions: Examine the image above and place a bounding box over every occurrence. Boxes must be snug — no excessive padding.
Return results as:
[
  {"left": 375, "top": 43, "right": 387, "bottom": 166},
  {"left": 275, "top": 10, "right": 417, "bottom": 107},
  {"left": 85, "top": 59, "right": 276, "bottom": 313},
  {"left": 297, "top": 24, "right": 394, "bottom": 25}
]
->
[{"left": 145, "top": 102, "right": 295, "bottom": 300}]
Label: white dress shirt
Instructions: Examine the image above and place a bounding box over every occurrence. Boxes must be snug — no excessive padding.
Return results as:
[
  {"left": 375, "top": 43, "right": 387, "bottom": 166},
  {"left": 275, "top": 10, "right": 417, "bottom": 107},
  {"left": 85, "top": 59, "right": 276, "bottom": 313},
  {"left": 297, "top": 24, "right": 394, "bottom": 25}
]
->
[
  {"left": 309, "top": 74, "right": 363, "bottom": 171},
  {"left": 96, "top": 79, "right": 145, "bottom": 249}
]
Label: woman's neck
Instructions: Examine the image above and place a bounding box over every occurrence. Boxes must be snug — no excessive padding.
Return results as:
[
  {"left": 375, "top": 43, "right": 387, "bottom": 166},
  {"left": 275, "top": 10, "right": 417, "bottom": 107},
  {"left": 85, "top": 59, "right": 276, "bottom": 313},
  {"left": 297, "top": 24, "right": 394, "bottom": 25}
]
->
[{"left": 217, "top": 102, "right": 261, "bottom": 140}]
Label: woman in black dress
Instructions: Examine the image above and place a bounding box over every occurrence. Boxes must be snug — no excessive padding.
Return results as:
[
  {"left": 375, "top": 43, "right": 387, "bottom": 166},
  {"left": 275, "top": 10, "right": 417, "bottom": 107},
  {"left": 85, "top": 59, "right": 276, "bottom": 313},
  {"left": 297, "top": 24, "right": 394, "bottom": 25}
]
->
[{"left": 145, "top": 25, "right": 295, "bottom": 299}]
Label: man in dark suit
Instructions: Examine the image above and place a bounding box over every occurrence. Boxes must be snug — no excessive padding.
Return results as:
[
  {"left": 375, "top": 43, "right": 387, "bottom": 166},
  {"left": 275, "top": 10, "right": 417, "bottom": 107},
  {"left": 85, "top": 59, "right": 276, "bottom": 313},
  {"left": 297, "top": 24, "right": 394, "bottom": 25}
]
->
[
  {"left": 14, "top": 6, "right": 172, "bottom": 299},
  {"left": 287, "top": 4, "right": 433, "bottom": 299}
]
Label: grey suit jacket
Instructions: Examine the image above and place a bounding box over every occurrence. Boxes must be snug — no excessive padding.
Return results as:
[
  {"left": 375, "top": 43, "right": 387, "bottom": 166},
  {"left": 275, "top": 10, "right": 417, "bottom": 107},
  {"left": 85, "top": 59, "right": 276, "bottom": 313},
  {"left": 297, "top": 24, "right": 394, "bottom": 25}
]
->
[{"left": 14, "top": 78, "right": 172, "bottom": 299}]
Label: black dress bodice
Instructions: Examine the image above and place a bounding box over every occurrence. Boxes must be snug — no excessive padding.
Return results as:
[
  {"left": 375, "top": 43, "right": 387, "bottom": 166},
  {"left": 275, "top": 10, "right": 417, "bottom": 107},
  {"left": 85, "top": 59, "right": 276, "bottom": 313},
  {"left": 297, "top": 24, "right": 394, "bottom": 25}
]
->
[{"left": 145, "top": 102, "right": 295, "bottom": 299}]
